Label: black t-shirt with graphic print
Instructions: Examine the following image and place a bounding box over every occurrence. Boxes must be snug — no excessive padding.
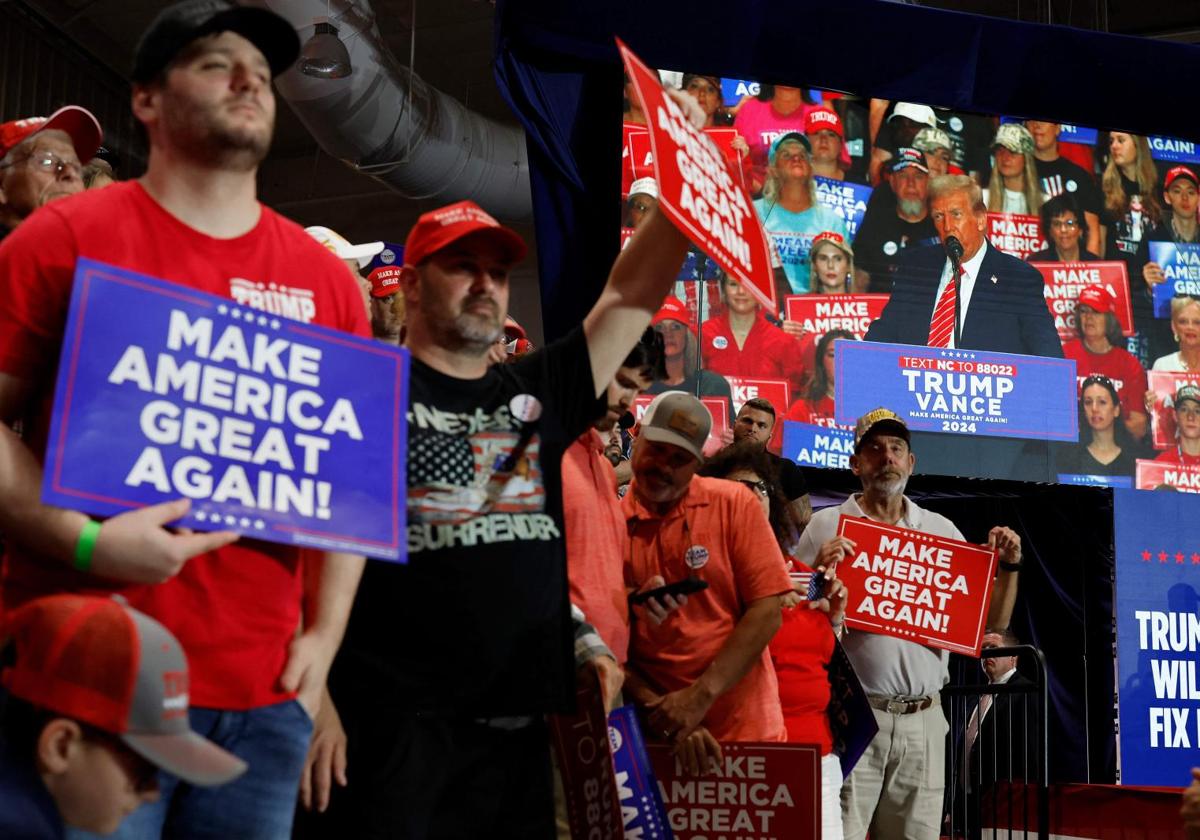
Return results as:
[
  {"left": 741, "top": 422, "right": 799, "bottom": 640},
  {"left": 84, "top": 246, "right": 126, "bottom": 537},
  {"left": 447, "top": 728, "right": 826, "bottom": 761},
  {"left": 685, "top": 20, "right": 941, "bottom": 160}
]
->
[
  {"left": 855, "top": 207, "right": 940, "bottom": 292},
  {"left": 1035, "top": 156, "right": 1102, "bottom": 218},
  {"left": 334, "top": 326, "right": 604, "bottom": 716}
]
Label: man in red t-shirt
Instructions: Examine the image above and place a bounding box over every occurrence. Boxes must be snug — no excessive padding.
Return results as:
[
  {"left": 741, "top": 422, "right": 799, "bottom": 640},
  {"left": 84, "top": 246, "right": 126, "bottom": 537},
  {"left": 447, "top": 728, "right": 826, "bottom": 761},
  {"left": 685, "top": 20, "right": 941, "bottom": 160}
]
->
[
  {"left": 622, "top": 391, "right": 792, "bottom": 771},
  {"left": 0, "top": 3, "right": 369, "bottom": 837}
]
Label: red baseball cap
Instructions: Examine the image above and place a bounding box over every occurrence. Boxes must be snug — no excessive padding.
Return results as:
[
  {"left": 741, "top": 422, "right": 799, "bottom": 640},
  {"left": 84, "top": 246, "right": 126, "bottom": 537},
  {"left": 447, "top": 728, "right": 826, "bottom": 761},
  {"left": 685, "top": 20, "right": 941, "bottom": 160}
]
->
[
  {"left": 1077, "top": 284, "right": 1115, "bottom": 314},
  {"left": 1164, "top": 165, "right": 1199, "bottom": 190},
  {"left": 368, "top": 266, "right": 402, "bottom": 298},
  {"left": 403, "top": 200, "right": 527, "bottom": 267},
  {"left": 0, "top": 106, "right": 103, "bottom": 163},
  {"left": 804, "top": 107, "right": 843, "bottom": 139},
  {"left": 651, "top": 296, "right": 691, "bottom": 327},
  {"left": 1, "top": 594, "right": 246, "bottom": 787}
]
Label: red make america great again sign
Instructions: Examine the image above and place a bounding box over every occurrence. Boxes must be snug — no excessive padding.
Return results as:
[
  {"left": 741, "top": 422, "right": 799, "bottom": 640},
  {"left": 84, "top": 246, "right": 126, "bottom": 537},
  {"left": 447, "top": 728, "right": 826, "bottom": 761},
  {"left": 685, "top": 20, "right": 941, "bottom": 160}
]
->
[
  {"left": 616, "top": 39, "right": 775, "bottom": 312},
  {"left": 836, "top": 515, "right": 998, "bottom": 655}
]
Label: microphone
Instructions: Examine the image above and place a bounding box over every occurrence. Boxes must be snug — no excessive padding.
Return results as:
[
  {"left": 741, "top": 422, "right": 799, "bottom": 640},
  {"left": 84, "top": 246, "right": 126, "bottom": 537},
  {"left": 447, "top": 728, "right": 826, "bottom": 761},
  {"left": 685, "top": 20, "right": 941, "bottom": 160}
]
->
[
  {"left": 945, "top": 235, "right": 964, "bottom": 263},
  {"left": 618, "top": 411, "right": 635, "bottom": 431}
]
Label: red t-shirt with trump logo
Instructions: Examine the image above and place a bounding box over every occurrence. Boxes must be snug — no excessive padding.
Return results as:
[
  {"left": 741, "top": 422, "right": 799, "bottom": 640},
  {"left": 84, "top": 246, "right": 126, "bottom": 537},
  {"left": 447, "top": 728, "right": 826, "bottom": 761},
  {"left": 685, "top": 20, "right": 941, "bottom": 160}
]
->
[{"left": 0, "top": 181, "right": 370, "bottom": 709}]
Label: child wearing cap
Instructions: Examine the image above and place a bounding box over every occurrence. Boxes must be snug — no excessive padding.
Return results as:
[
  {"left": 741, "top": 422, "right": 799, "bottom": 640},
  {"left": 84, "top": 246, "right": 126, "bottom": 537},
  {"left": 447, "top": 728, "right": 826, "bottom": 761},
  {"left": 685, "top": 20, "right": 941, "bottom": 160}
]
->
[
  {"left": 0, "top": 595, "right": 245, "bottom": 838},
  {"left": 1154, "top": 385, "right": 1200, "bottom": 467}
]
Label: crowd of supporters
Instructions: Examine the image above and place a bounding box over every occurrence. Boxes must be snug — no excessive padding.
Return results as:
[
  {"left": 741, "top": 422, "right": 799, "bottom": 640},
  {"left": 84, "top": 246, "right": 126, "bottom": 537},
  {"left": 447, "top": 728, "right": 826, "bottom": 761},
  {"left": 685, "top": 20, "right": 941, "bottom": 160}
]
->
[{"left": 1, "top": 4, "right": 1198, "bottom": 839}]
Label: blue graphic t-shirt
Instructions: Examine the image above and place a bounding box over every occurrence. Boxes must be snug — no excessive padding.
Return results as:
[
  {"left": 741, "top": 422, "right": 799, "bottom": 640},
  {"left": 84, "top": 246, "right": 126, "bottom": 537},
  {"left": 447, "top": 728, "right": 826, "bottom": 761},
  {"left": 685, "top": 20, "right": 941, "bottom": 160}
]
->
[{"left": 753, "top": 198, "right": 848, "bottom": 293}]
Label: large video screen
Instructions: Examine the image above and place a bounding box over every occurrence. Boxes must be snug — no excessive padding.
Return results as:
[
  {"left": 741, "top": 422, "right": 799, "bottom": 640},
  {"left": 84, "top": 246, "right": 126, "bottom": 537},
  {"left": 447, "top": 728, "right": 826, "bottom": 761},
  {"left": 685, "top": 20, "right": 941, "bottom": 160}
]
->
[{"left": 622, "top": 73, "right": 1200, "bottom": 492}]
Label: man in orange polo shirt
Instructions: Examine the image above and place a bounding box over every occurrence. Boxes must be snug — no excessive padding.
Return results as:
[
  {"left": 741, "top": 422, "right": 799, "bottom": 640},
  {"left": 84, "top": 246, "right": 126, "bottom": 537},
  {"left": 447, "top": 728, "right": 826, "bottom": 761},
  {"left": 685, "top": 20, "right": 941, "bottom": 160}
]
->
[{"left": 622, "top": 391, "right": 792, "bottom": 769}]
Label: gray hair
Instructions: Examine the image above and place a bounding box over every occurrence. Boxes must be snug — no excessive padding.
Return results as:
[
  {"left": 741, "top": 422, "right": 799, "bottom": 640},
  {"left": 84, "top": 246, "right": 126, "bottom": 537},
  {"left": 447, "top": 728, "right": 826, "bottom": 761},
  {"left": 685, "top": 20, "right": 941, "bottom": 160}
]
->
[{"left": 928, "top": 174, "right": 985, "bottom": 213}]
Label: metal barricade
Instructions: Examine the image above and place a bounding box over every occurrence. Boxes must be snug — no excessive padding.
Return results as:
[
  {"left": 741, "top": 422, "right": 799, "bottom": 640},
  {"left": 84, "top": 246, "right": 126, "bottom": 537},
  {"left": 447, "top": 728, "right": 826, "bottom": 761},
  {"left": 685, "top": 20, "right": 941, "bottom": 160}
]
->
[{"left": 942, "top": 645, "right": 1050, "bottom": 840}]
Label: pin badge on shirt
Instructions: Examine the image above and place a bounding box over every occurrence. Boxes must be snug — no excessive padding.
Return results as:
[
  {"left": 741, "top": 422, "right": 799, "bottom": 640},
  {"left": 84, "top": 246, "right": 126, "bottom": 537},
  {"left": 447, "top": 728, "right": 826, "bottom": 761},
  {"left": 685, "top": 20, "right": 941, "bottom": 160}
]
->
[
  {"left": 685, "top": 545, "right": 709, "bottom": 570},
  {"left": 509, "top": 394, "right": 543, "bottom": 423},
  {"left": 990, "top": 275, "right": 998, "bottom": 284}
]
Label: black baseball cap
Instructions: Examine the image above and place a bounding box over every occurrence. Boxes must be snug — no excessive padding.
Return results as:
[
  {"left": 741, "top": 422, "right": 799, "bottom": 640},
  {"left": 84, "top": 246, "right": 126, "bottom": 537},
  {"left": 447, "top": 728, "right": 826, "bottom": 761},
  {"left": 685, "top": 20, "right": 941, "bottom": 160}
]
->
[{"left": 132, "top": 0, "right": 300, "bottom": 83}]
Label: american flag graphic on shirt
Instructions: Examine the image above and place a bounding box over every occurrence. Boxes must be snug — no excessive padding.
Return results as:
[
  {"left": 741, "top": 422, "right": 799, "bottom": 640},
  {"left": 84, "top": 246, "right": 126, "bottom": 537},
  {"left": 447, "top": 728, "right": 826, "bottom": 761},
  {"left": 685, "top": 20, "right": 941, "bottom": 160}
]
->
[{"left": 407, "top": 428, "right": 545, "bottom": 527}]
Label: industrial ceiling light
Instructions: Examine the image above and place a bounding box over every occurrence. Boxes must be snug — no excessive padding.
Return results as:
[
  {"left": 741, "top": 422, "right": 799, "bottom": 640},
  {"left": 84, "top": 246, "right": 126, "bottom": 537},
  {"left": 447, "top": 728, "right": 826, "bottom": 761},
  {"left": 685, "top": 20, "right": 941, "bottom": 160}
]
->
[{"left": 298, "top": 17, "right": 352, "bottom": 79}]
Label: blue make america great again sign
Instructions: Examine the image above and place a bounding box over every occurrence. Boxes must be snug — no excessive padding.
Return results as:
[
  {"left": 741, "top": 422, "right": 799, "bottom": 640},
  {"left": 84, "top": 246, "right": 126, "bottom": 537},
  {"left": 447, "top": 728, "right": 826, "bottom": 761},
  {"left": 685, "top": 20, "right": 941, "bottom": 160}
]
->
[{"left": 42, "top": 259, "right": 409, "bottom": 561}]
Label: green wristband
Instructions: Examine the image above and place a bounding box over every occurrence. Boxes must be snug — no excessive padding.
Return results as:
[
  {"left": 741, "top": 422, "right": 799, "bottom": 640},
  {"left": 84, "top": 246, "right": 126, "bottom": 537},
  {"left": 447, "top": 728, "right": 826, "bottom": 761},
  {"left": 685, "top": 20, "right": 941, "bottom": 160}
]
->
[{"left": 74, "top": 520, "right": 101, "bottom": 573}]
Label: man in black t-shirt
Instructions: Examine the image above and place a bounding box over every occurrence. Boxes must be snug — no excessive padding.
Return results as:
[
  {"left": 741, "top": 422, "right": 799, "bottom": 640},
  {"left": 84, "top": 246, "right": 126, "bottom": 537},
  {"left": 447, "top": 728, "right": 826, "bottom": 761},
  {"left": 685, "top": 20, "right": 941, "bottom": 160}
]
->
[
  {"left": 297, "top": 192, "right": 691, "bottom": 839},
  {"left": 856, "top": 148, "right": 940, "bottom": 292},
  {"left": 732, "top": 397, "right": 811, "bottom": 525},
  {"left": 1026, "top": 120, "right": 1103, "bottom": 256}
]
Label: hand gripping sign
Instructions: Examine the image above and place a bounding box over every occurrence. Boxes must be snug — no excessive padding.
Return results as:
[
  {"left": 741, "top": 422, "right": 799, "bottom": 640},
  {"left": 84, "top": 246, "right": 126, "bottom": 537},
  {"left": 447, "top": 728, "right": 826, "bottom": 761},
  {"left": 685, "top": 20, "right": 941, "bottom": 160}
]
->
[
  {"left": 835, "top": 515, "right": 998, "bottom": 655},
  {"left": 617, "top": 40, "right": 776, "bottom": 313},
  {"left": 42, "top": 259, "right": 409, "bottom": 561},
  {"left": 549, "top": 661, "right": 623, "bottom": 840}
]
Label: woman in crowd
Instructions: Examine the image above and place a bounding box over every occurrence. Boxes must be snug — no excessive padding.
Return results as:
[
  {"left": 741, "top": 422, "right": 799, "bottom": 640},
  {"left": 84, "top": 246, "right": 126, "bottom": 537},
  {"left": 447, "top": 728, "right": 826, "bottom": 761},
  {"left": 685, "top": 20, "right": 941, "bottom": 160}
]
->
[
  {"left": 1150, "top": 295, "right": 1200, "bottom": 372},
  {"left": 805, "top": 107, "right": 848, "bottom": 182},
  {"left": 1100, "top": 131, "right": 1164, "bottom": 365},
  {"left": 784, "top": 329, "right": 856, "bottom": 427},
  {"left": 682, "top": 74, "right": 732, "bottom": 128},
  {"left": 697, "top": 440, "right": 846, "bottom": 840},
  {"left": 1061, "top": 284, "right": 1147, "bottom": 439},
  {"left": 700, "top": 272, "right": 809, "bottom": 396},
  {"left": 754, "top": 134, "right": 848, "bottom": 294},
  {"left": 808, "top": 230, "right": 858, "bottom": 294},
  {"left": 1054, "top": 375, "right": 1143, "bottom": 479},
  {"left": 1027, "top": 194, "right": 1098, "bottom": 262},
  {"left": 1154, "top": 384, "right": 1200, "bottom": 466},
  {"left": 1101, "top": 131, "right": 1163, "bottom": 262},
  {"left": 733, "top": 84, "right": 820, "bottom": 179},
  {"left": 986, "top": 123, "right": 1044, "bottom": 216},
  {"left": 644, "top": 297, "right": 734, "bottom": 406}
]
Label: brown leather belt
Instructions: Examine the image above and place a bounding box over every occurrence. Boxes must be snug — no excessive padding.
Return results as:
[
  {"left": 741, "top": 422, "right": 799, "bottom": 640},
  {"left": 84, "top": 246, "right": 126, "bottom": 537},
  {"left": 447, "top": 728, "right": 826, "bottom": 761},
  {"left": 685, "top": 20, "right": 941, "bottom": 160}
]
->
[{"left": 867, "top": 693, "right": 939, "bottom": 715}]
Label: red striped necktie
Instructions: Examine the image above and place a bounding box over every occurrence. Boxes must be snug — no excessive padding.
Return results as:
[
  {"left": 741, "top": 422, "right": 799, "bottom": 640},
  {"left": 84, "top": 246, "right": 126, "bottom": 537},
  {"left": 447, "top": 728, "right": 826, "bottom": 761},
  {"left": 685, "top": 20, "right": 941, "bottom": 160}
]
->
[{"left": 927, "top": 265, "right": 966, "bottom": 348}]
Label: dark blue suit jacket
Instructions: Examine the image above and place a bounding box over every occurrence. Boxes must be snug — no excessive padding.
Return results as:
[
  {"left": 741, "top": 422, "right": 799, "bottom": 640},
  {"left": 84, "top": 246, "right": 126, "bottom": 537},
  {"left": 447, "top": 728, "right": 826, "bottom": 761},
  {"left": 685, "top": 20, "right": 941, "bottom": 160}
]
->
[{"left": 864, "top": 242, "right": 1063, "bottom": 358}]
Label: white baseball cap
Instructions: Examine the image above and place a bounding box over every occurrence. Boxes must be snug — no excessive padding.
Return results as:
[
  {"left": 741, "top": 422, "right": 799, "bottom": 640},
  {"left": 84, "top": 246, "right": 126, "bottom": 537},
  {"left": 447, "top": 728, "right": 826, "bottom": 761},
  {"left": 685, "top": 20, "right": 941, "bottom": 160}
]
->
[
  {"left": 888, "top": 103, "right": 937, "bottom": 129},
  {"left": 305, "top": 225, "right": 385, "bottom": 269}
]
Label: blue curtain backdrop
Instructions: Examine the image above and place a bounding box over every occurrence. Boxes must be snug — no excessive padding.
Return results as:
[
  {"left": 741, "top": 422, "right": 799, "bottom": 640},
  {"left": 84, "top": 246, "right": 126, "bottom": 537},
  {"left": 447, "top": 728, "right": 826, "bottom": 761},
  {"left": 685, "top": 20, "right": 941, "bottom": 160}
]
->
[{"left": 492, "top": 0, "right": 1200, "bottom": 784}]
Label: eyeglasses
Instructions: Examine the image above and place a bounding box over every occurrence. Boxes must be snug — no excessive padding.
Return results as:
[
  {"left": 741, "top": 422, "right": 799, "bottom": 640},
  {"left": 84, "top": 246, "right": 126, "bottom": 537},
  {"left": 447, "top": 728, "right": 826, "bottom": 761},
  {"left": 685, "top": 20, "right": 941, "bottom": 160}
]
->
[
  {"left": 736, "top": 478, "right": 770, "bottom": 497},
  {"left": 1050, "top": 219, "right": 1079, "bottom": 229},
  {"left": 1, "top": 150, "right": 83, "bottom": 178}
]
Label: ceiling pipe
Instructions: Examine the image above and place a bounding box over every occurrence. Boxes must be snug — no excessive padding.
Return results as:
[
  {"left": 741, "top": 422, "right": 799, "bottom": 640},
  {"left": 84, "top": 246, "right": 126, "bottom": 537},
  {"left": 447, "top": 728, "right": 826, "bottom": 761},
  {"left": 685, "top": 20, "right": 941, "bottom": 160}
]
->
[{"left": 250, "top": 0, "right": 532, "bottom": 221}]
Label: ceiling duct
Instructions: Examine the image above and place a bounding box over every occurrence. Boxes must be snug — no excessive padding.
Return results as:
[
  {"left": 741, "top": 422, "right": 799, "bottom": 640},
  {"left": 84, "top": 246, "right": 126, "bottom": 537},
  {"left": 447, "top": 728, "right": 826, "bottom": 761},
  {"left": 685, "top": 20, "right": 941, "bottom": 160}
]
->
[{"left": 253, "top": 0, "right": 532, "bottom": 220}]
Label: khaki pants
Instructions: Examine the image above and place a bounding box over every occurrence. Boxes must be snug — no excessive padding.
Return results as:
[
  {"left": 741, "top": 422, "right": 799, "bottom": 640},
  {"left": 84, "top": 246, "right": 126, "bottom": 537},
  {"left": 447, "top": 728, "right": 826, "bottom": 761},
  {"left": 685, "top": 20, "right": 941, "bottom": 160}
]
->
[{"left": 841, "top": 702, "right": 947, "bottom": 840}]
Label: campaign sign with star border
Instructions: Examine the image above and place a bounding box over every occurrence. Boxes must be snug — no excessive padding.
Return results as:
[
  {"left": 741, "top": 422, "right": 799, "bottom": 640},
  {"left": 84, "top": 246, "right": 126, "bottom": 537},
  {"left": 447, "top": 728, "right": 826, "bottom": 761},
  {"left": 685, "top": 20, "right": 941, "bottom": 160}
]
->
[
  {"left": 835, "top": 515, "right": 998, "bottom": 656},
  {"left": 1113, "top": 489, "right": 1200, "bottom": 785},
  {"left": 42, "top": 259, "right": 409, "bottom": 561},
  {"left": 834, "top": 340, "right": 1078, "bottom": 441}
]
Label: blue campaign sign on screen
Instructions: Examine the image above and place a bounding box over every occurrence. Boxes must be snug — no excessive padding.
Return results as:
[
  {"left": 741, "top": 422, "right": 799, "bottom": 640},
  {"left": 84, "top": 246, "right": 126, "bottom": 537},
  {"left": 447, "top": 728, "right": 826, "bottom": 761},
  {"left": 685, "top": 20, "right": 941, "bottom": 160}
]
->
[
  {"left": 720, "top": 77, "right": 758, "bottom": 106},
  {"left": 834, "top": 341, "right": 1078, "bottom": 441},
  {"left": 1113, "top": 489, "right": 1200, "bottom": 786},
  {"left": 782, "top": 421, "right": 854, "bottom": 470},
  {"left": 814, "top": 177, "right": 873, "bottom": 239},
  {"left": 1149, "top": 136, "right": 1200, "bottom": 164},
  {"left": 1056, "top": 473, "right": 1133, "bottom": 488},
  {"left": 1149, "top": 241, "right": 1200, "bottom": 317},
  {"left": 43, "top": 259, "right": 409, "bottom": 561}
]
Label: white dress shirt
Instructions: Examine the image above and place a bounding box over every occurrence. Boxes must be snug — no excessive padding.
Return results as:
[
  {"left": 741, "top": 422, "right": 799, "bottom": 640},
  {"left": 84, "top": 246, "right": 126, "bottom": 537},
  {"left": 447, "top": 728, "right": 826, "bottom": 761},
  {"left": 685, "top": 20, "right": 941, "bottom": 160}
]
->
[{"left": 931, "top": 240, "right": 990, "bottom": 348}]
